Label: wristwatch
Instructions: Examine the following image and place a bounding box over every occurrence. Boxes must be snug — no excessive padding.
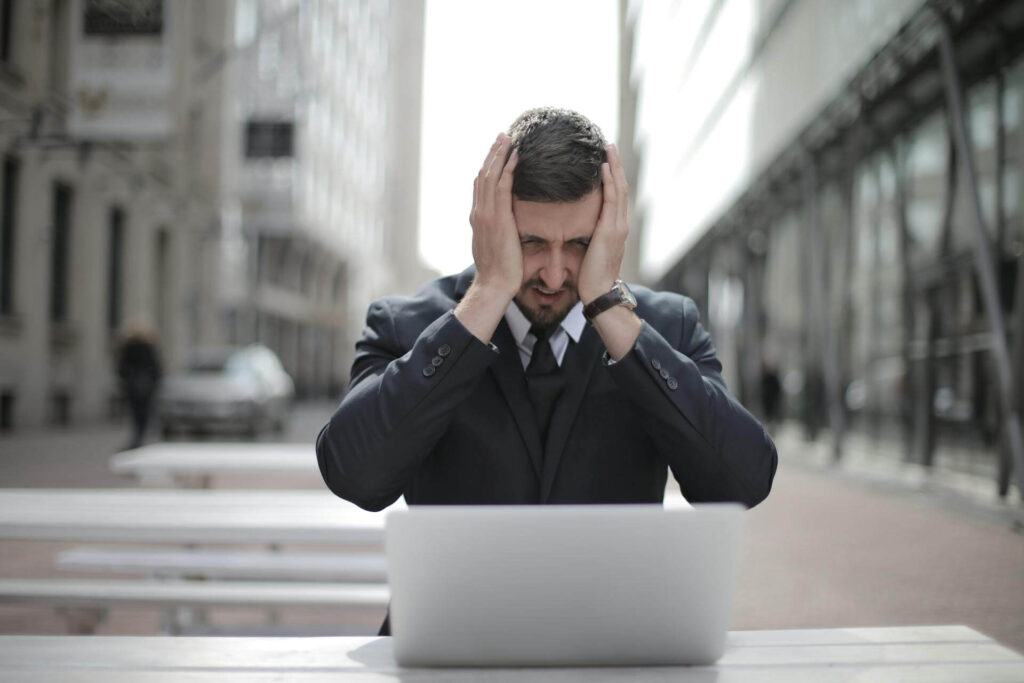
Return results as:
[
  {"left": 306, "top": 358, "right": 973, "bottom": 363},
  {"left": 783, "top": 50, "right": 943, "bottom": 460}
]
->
[{"left": 583, "top": 279, "right": 637, "bottom": 323}]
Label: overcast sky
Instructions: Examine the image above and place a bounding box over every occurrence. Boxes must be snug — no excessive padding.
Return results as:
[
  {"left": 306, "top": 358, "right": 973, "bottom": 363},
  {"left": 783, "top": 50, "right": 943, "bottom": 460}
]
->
[{"left": 418, "top": 0, "right": 619, "bottom": 276}]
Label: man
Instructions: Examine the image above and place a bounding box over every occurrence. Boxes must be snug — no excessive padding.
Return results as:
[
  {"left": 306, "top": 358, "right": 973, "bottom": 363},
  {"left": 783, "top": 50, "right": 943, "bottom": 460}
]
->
[
  {"left": 317, "top": 109, "right": 777, "bottom": 629},
  {"left": 117, "top": 321, "right": 162, "bottom": 449}
]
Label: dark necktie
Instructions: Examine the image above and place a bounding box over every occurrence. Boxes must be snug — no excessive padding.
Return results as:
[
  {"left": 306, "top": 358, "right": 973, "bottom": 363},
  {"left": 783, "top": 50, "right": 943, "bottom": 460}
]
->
[{"left": 526, "top": 325, "right": 565, "bottom": 446}]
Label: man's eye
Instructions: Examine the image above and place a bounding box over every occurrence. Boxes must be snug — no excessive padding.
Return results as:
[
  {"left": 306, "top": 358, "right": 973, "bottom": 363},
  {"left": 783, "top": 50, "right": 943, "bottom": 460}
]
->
[{"left": 569, "top": 241, "right": 590, "bottom": 250}]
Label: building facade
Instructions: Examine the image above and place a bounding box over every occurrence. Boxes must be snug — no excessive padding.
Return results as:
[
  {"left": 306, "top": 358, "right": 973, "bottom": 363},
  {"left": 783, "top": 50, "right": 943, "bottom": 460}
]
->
[
  {"left": 626, "top": 0, "right": 1024, "bottom": 498},
  {"left": 217, "top": 0, "right": 429, "bottom": 398},
  {"left": 0, "top": 0, "right": 228, "bottom": 430},
  {"left": 0, "top": 0, "right": 429, "bottom": 429}
]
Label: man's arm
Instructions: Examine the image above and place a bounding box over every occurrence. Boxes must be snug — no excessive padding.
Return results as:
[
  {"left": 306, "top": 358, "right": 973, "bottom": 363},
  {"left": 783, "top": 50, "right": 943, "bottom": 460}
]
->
[
  {"left": 581, "top": 145, "right": 776, "bottom": 507},
  {"left": 607, "top": 297, "right": 777, "bottom": 507},
  {"left": 454, "top": 133, "right": 521, "bottom": 342},
  {"left": 577, "top": 145, "right": 642, "bottom": 360},
  {"left": 317, "top": 133, "right": 523, "bottom": 511},
  {"left": 316, "top": 303, "right": 499, "bottom": 511}
]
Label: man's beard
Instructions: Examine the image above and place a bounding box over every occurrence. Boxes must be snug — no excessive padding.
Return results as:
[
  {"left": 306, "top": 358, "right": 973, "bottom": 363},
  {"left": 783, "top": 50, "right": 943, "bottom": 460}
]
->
[{"left": 513, "top": 277, "right": 579, "bottom": 334}]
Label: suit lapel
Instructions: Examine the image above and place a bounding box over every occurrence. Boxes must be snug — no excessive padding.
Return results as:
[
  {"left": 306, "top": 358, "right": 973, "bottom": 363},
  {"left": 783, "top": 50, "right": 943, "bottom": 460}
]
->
[
  {"left": 488, "top": 321, "right": 544, "bottom": 479},
  {"left": 540, "top": 325, "right": 603, "bottom": 502}
]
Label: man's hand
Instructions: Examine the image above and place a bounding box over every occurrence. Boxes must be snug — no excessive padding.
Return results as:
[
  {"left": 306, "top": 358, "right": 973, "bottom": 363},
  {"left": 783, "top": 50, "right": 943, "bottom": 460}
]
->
[
  {"left": 579, "top": 144, "right": 641, "bottom": 361},
  {"left": 469, "top": 133, "right": 521, "bottom": 297},
  {"left": 577, "top": 144, "right": 630, "bottom": 305},
  {"left": 455, "top": 133, "right": 522, "bottom": 343}
]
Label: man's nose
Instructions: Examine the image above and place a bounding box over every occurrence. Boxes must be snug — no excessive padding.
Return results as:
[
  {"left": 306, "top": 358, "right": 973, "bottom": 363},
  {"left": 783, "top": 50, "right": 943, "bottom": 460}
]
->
[{"left": 539, "top": 249, "right": 567, "bottom": 290}]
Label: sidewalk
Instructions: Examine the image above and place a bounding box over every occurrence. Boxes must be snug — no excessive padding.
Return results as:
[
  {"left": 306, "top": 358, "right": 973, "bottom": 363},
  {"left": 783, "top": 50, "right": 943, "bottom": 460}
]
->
[
  {"left": 773, "top": 424, "right": 1024, "bottom": 528},
  {"left": 1, "top": 412, "right": 1022, "bottom": 653},
  {"left": 739, "top": 424, "right": 1024, "bottom": 653}
]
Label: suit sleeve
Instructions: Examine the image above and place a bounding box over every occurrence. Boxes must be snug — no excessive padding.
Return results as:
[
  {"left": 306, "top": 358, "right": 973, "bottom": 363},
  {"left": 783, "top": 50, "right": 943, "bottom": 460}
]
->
[
  {"left": 606, "top": 297, "right": 777, "bottom": 507},
  {"left": 316, "top": 301, "right": 499, "bottom": 511}
]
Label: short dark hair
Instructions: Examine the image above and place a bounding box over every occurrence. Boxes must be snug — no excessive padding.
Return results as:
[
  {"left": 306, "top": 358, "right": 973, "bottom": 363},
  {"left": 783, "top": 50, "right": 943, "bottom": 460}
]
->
[{"left": 508, "top": 107, "right": 608, "bottom": 202}]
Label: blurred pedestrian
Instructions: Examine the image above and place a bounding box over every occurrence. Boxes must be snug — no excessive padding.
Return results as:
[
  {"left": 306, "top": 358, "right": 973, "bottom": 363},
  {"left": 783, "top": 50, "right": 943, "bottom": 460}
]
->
[
  {"left": 116, "top": 321, "right": 162, "bottom": 449},
  {"left": 761, "top": 362, "right": 782, "bottom": 431}
]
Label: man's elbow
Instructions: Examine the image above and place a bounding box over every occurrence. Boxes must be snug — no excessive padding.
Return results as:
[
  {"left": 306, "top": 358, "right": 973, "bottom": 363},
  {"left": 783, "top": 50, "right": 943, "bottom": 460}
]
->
[
  {"left": 741, "top": 430, "right": 778, "bottom": 508},
  {"left": 316, "top": 428, "right": 400, "bottom": 512}
]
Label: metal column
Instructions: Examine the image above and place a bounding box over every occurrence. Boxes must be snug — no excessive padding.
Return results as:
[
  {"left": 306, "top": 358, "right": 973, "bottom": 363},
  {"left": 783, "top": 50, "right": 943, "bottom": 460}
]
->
[
  {"left": 936, "top": 11, "right": 1024, "bottom": 498},
  {"left": 803, "top": 152, "right": 845, "bottom": 458}
]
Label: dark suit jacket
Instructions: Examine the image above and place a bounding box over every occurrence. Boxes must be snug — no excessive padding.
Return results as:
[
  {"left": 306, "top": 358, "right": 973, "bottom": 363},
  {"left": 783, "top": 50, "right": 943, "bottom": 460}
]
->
[{"left": 317, "top": 267, "right": 777, "bottom": 511}]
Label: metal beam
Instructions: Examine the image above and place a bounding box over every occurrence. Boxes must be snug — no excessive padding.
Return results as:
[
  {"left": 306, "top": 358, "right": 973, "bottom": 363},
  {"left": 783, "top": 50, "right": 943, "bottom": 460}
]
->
[
  {"left": 803, "top": 152, "right": 844, "bottom": 456},
  {"left": 935, "top": 10, "right": 1024, "bottom": 499}
]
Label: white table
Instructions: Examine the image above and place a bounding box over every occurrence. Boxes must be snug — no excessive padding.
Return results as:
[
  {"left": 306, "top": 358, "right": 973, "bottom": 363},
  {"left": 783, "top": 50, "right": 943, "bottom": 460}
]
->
[
  {"left": 109, "top": 442, "right": 319, "bottom": 487},
  {"left": 0, "top": 488, "right": 399, "bottom": 546},
  {"left": 0, "top": 625, "right": 1021, "bottom": 681}
]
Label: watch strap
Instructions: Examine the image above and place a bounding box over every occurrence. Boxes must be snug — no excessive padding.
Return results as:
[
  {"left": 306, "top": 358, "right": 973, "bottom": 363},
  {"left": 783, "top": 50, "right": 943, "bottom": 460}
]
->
[{"left": 583, "top": 280, "right": 634, "bottom": 322}]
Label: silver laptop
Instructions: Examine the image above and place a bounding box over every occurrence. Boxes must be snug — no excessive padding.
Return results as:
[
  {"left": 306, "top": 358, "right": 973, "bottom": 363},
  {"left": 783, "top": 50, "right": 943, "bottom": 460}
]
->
[{"left": 385, "top": 503, "right": 745, "bottom": 667}]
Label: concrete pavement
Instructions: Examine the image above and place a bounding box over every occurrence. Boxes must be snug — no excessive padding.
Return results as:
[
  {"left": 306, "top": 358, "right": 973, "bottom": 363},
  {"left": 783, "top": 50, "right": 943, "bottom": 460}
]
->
[{"left": 1, "top": 404, "right": 1021, "bottom": 652}]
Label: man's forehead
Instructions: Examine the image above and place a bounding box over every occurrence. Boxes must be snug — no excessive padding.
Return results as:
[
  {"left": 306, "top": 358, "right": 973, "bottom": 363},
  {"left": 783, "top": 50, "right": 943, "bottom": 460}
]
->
[{"left": 512, "top": 190, "right": 601, "bottom": 239}]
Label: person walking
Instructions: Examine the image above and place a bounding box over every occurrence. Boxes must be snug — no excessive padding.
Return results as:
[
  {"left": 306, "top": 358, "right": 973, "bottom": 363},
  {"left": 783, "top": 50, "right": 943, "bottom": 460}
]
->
[{"left": 117, "top": 322, "right": 162, "bottom": 449}]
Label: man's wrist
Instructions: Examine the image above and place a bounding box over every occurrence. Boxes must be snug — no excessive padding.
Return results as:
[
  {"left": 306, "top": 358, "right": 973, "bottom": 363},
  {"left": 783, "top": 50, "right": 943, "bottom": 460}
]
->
[
  {"left": 591, "top": 305, "right": 643, "bottom": 361},
  {"left": 579, "top": 277, "right": 619, "bottom": 307},
  {"left": 583, "top": 279, "right": 637, "bottom": 324},
  {"left": 469, "top": 276, "right": 519, "bottom": 302},
  {"left": 454, "top": 278, "right": 515, "bottom": 344}
]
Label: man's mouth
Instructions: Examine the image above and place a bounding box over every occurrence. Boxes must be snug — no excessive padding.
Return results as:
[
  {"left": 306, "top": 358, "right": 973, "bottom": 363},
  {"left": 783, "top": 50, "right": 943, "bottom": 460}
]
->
[{"left": 533, "top": 286, "right": 563, "bottom": 303}]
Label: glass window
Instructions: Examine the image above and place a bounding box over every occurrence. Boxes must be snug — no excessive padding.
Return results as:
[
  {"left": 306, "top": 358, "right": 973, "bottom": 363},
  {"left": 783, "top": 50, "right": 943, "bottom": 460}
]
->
[
  {"left": 950, "top": 78, "right": 999, "bottom": 251},
  {"left": 904, "top": 111, "right": 948, "bottom": 262},
  {"left": 762, "top": 211, "right": 803, "bottom": 372},
  {"left": 107, "top": 207, "right": 125, "bottom": 331},
  {"left": 50, "top": 183, "right": 74, "bottom": 323},
  {"left": 0, "top": 156, "right": 17, "bottom": 315},
  {"left": 245, "top": 120, "right": 295, "bottom": 158},
  {"left": 1004, "top": 58, "right": 1024, "bottom": 254}
]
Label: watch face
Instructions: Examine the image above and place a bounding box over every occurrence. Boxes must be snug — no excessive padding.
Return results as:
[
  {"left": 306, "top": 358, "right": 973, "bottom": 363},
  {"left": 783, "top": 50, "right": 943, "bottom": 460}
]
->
[{"left": 616, "top": 281, "right": 637, "bottom": 309}]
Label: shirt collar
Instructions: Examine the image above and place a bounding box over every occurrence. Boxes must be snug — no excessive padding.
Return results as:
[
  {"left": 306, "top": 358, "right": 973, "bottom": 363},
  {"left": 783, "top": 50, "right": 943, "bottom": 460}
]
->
[{"left": 504, "top": 300, "right": 585, "bottom": 345}]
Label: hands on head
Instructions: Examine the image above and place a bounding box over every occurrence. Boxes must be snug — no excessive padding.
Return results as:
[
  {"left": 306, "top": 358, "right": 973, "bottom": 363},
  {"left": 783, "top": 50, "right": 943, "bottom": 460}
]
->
[
  {"left": 457, "top": 130, "right": 634, "bottom": 346},
  {"left": 468, "top": 133, "right": 630, "bottom": 307},
  {"left": 577, "top": 143, "right": 629, "bottom": 306},
  {"left": 468, "top": 133, "right": 522, "bottom": 299}
]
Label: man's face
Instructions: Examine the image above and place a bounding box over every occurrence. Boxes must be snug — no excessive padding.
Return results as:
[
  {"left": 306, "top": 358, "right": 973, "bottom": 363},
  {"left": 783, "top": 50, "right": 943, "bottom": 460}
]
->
[{"left": 511, "top": 189, "right": 602, "bottom": 330}]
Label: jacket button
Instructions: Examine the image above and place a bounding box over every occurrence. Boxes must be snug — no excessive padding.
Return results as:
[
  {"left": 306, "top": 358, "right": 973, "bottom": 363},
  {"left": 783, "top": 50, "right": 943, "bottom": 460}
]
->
[
  {"left": 438, "top": 344, "right": 451, "bottom": 357},
  {"left": 423, "top": 365, "right": 436, "bottom": 377},
  {"left": 659, "top": 368, "right": 669, "bottom": 379},
  {"left": 666, "top": 377, "right": 678, "bottom": 390},
  {"left": 651, "top": 358, "right": 661, "bottom": 370},
  {"left": 431, "top": 356, "right": 444, "bottom": 367}
]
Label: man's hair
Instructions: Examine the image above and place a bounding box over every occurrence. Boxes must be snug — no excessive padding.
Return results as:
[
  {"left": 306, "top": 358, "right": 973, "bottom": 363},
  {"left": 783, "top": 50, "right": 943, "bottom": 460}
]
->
[{"left": 508, "top": 107, "right": 608, "bottom": 202}]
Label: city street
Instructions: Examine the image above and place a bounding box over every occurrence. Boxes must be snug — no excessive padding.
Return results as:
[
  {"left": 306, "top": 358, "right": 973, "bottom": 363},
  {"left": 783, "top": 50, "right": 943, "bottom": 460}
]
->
[{"left": 1, "top": 401, "right": 1022, "bottom": 653}]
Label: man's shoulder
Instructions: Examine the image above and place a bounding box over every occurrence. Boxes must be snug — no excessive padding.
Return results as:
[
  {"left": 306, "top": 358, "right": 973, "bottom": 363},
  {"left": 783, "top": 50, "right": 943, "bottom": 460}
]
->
[
  {"left": 367, "top": 267, "right": 473, "bottom": 321},
  {"left": 628, "top": 284, "right": 706, "bottom": 346},
  {"left": 630, "top": 284, "right": 698, "bottom": 319}
]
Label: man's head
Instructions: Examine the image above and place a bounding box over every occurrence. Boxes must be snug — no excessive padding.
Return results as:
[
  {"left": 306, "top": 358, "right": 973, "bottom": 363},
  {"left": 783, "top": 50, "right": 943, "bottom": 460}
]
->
[{"left": 507, "top": 107, "right": 608, "bottom": 330}]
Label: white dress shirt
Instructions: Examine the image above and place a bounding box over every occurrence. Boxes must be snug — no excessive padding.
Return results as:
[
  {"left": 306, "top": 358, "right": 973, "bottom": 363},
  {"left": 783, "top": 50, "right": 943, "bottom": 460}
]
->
[{"left": 504, "top": 300, "right": 586, "bottom": 369}]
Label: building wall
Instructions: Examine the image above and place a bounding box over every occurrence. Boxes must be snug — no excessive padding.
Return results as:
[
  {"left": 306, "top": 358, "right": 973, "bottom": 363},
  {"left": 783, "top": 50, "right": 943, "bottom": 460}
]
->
[
  {"left": 628, "top": 0, "right": 1024, "bottom": 491},
  {"left": 631, "top": 0, "right": 922, "bottom": 279},
  {"left": 0, "top": 0, "right": 228, "bottom": 429},
  {"left": 0, "top": 0, "right": 428, "bottom": 426},
  {"left": 217, "top": 0, "right": 428, "bottom": 398}
]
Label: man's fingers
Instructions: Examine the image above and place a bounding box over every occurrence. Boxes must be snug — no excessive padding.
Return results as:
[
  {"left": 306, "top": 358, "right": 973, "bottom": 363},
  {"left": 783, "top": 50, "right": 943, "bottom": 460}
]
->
[
  {"left": 497, "top": 148, "right": 518, "bottom": 195},
  {"left": 608, "top": 144, "right": 628, "bottom": 192},
  {"left": 475, "top": 134, "right": 503, "bottom": 197},
  {"left": 474, "top": 134, "right": 507, "bottom": 218},
  {"left": 484, "top": 134, "right": 510, "bottom": 188},
  {"left": 608, "top": 145, "right": 630, "bottom": 225},
  {"left": 600, "top": 162, "right": 616, "bottom": 215},
  {"left": 479, "top": 133, "right": 502, "bottom": 173}
]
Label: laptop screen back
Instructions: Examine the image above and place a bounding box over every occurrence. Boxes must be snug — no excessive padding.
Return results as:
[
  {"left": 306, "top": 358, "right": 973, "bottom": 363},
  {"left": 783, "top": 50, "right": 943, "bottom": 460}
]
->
[{"left": 386, "top": 504, "right": 745, "bottom": 667}]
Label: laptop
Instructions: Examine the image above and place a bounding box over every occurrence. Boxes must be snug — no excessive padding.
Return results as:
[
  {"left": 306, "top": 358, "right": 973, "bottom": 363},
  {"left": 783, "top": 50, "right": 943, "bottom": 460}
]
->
[{"left": 385, "top": 503, "right": 745, "bottom": 667}]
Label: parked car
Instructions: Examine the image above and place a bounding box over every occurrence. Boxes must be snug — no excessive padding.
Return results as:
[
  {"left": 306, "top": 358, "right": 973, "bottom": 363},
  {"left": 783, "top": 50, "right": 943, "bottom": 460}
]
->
[{"left": 159, "top": 345, "right": 294, "bottom": 437}]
